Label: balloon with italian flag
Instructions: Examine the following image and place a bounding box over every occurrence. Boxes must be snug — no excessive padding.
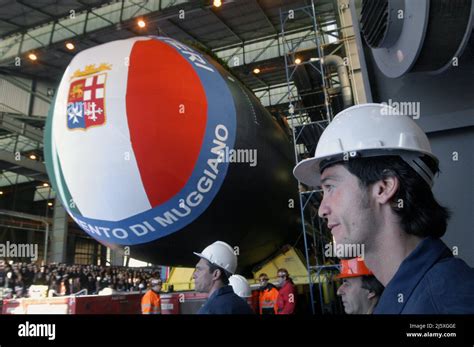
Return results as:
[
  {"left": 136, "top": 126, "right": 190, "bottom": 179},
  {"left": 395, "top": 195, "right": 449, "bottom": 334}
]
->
[{"left": 44, "top": 36, "right": 299, "bottom": 269}]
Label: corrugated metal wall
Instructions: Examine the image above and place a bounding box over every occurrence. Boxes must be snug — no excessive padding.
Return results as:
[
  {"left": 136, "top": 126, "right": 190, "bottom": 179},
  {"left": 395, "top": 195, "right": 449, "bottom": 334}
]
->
[
  {"left": 33, "top": 81, "right": 53, "bottom": 117},
  {"left": 0, "top": 77, "right": 53, "bottom": 117},
  {"left": 0, "top": 77, "right": 31, "bottom": 115}
]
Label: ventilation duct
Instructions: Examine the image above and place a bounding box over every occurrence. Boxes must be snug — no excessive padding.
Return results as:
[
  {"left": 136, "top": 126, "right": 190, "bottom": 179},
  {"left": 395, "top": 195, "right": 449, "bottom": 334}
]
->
[
  {"left": 360, "top": 0, "right": 474, "bottom": 77},
  {"left": 321, "top": 55, "right": 353, "bottom": 108}
]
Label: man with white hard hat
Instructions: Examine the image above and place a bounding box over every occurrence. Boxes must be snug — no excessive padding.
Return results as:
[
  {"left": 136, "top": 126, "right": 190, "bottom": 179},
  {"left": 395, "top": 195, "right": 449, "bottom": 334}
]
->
[
  {"left": 229, "top": 274, "right": 255, "bottom": 312},
  {"left": 193, "top": 241, "right": 254, "bottom": 314},
  {"left": 294, "top": 103, "right": 474, "bottom": 314},
  {"left": 229, "top": 274, "right": 252, "bottom": 299}
]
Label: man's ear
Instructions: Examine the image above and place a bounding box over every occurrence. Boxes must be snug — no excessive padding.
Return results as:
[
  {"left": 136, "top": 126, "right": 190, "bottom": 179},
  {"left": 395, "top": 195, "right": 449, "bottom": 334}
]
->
[
  {"left": 371, "top": 173, "right": 399, "bottom": 204},
  {"left": 367, "top": 291, "right": 376, "bottom": 300},
  {"left": 211, "top": 268, "right": 221, "bottom": 281}
]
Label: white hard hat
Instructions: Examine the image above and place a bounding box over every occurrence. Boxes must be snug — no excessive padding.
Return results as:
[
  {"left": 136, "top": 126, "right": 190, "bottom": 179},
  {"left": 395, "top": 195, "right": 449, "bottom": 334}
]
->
[
  {"left": 194, "top": 241, "right": 237, "bottom": 275},
  {"left": 150, "top": 278, "right": 162, "bottom": 285},
  {"left": 293, "top": 103, "right": 437, "bottom": 188},
  {"left": 229, "top": 274, "right": 252, "bottom": 298},
  {"left": 98, "top": 287, "right": 114, "bottom": 296}
]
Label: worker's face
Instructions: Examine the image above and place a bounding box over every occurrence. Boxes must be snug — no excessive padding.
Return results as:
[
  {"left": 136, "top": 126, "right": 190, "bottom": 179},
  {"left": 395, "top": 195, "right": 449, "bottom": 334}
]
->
[
  {"left": 152, "top": 282, "right": 162, "bottom": 292},
  {"left": 277, "top": 272, "right": 287, "bottom": 286},
  {"left": 318, "top": 165, "right": 376, "bottom": 248},
  {"left": 259, "top": 277, "right": 268, "bottom": 288},
  {"left": 337, "top": 277, "right": 371, "bottom": 314},
  {"left": 193, "top": 258, "right": 216, "bottom": 293}
]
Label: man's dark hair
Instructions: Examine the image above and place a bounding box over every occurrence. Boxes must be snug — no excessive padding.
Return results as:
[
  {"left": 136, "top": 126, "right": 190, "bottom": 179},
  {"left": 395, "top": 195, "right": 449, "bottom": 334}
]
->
[
  {"left": 340, "top": 155, "right": 450, "bottom": 238},
  {"left": 361, "top": 275, "right": 384, "bottom": 297},
  {"left": 207, "top": 261, "right": 230, "bottom": 285}
]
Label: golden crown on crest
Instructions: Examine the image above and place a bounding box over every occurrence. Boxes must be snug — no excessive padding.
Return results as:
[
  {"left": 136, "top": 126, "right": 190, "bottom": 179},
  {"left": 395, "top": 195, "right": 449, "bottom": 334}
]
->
[{"left": 70, "top": 63, "right": 112, "bottom": 80}]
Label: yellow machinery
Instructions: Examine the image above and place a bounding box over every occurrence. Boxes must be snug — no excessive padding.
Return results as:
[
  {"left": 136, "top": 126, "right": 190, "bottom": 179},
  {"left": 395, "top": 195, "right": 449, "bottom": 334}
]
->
[{"left": 162, "top": 267, "right": 195, "bottom": 292}]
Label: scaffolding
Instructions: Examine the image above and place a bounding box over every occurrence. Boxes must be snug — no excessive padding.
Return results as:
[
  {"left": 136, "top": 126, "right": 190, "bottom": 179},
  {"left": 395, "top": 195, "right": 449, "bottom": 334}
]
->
[{"left": 280, "top": 0, "right": 342, "bottom": 314}]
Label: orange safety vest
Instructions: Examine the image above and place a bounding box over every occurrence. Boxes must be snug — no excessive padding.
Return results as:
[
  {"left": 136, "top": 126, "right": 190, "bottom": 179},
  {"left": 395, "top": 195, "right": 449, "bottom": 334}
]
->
[
  {"left": 141, "top": 290, "right": 161, "bottom": 314},
  {"left": 259, "top": 286, "right": 279, "bottom": 314}
]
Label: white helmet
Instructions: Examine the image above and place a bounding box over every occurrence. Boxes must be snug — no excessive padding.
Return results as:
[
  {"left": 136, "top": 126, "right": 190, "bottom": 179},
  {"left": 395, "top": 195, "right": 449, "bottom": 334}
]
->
[
  {"left": 293, "top": 103, "right": 438, "bottom": 188},
  {"left": 194, "top": 241, "right": 237, "bottom": 275},
  {"left": 150, "top": 278, "right": 162, "bottom": 286},
  {"left": 229, "top": 274, "right": 252, "bottom": 298}
]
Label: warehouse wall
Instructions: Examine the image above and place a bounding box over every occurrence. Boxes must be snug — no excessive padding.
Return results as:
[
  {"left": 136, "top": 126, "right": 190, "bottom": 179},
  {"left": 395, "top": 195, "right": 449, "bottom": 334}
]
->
[
  {"left": 32, "top": 81, "right": 54, "bottom": 117},
  {"left": 430, "top": 127, "right": 474, "bottom": 264},
  {"left": 0, "top": 76, "right": 53, "bottom": 118},
  {"left": 0, "top": 77, "right": 31, "bottom": 115}
]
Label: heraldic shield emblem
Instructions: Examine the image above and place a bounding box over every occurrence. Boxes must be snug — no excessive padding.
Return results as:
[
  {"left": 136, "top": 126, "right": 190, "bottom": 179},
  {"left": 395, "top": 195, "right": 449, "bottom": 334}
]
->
[{"left": 67, "top": 63, "right": 111, "bottom": 130}]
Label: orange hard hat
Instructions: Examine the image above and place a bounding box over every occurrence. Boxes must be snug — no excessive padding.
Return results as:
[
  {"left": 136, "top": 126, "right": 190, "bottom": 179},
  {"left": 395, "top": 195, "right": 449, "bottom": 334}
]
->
[{"left": 336, "top": 258, "right": 373, "bottom": 279}]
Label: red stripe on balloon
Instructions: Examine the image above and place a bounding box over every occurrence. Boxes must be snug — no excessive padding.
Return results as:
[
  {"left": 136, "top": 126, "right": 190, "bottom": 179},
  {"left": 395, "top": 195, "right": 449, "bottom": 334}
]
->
[{"left": 126, "top": 39, "right": 207, "bottom": 206}]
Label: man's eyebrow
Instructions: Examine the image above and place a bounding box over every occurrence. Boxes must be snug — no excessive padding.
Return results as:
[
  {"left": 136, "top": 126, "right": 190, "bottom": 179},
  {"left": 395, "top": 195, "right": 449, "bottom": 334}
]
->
[{"left": 321, "top": 175, "right": 340, "bottom": 184}]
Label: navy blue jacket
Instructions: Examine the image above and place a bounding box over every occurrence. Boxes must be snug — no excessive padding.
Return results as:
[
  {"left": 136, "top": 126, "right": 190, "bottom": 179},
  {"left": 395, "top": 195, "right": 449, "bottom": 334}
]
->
[
  {"left": 374, "top": 237, "right": 474, "bottom": 314},
  {"left": 197, "top": 285, "right": 255, "bottom": 314}
]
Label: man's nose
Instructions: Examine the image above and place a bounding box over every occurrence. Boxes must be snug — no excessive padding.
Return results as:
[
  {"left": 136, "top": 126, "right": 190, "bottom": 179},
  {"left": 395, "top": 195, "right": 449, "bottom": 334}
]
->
[
  {"left": 337, "top": 285, "right": 344, "bottom": 296},
  {"left": 318, "top": 195, "right": 330, "bottom": 219}
]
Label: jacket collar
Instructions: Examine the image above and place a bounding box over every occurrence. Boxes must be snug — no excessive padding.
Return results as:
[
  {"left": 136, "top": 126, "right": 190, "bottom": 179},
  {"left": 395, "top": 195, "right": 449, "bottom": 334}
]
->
[
  {"left": 374, "top": 237, "right": 452, "bottom": 313},
  {"left": 208, "top": 285, "right": 232, "bottom": 301}
]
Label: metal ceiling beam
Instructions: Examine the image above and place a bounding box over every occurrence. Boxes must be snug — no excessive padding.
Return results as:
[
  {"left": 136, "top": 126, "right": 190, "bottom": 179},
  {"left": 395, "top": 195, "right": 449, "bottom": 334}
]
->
[
  {"left": 78, "top": 0, "right": 142, "bottom": 38},
  {"left": 251, "top": 73, "right": 269, "bottom": 88},
  {"left": 224, "top": 46, "right": 243, "bottom": 64},
  {"left": 82, "top": 5, "right": 115, "bottom": 26},
  {"left": 0, "top": 67, "right": 55, "bottom": 84},
  {"left": 255, "top": 0, "right": 278, "bottom": 34},
  {"left": 1, "top": 1, "right": 154, "bottom": 64},
  {"left": 164, "top": 18, "right": 209, "bottom": 49},
  {"left": 55, "top": 20, "right": 82, "bottom": 38},
  {"left": 249, "top": 37, "right": 277, "bottom": 63},
  {"left": 0, "top": 112, "right": 44, "bottom": 143},
  {"left": 212, "top": 24, "right": 314, "bottom": 52},
  {"left": 0, "top": 209, "right": 51, "bottom": 223},
  {"left": 1, "top": 0, "right": 166, "bottom": 41},
  {"left": 127, "top": 0, "right": 154, "bottom": 18},
  {"left": 16, "top": 1, "right": 56, "bottom": 21},
  {"left": 2, "top": 114, "right": 46, "bottom": 123},
  {"left": 81, "top": 10, "right": 103, "bottom": 45},
  {"left": 31, "top": 59, "right": 65, "bottom": 74},
  {"left": 206, "top": 8, "right": 244, "bottom": 43},
  {"left": 2, "top": 1, "right": 100, "bottom": 39},
  {"left": 1, "top": 171, "right": 18, "bottom": 186},
  {"left": 0, "top": 149, "right": 48, "bottom": 180},
  {"left": 0, "top": 18, "right": 24, "bottom": 30}
]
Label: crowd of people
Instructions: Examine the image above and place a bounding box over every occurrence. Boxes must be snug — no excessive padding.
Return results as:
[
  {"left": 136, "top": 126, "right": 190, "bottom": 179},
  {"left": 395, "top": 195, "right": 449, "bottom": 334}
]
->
[{"left": 0, "top": 260, "right": 161, "bottom": 299}]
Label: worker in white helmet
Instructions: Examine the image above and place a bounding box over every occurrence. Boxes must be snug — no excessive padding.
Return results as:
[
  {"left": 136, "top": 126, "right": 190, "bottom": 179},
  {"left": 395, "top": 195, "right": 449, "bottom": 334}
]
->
[
  {"left": 294, "top": 103, "right": 474, "bottom": 314},
  {"left": 229, "top": 274, "right": 255, "bottom": 312},
  {"left": 193, "top": 241, "right": 254, "bottom": 314}
]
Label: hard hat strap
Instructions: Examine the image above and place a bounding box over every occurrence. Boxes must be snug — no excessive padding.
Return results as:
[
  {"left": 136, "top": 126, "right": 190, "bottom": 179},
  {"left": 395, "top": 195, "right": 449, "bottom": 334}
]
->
[{"left": 400, "top": 153, "right": 435, "bottom": 188}]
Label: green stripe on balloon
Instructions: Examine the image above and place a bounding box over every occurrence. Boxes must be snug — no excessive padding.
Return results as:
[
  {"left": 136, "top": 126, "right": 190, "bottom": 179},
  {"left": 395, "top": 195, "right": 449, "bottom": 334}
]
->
[{"left": 44, "top": 94, "right": 82, "bottom": 216}]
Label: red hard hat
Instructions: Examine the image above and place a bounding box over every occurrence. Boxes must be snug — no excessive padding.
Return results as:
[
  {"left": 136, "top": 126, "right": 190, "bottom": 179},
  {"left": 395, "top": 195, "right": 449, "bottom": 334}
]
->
[{"left": 336, "top": 258, "right": 373, "bottom": 279}]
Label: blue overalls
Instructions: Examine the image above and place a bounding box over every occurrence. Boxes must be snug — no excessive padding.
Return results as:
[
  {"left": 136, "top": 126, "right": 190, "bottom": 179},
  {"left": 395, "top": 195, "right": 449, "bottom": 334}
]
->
[
  {"left": 197, "top": 285, "right": 255, "bottom": 314},
  {"left": 374, "top": 237, "right": 474, "bottom": 314}
]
